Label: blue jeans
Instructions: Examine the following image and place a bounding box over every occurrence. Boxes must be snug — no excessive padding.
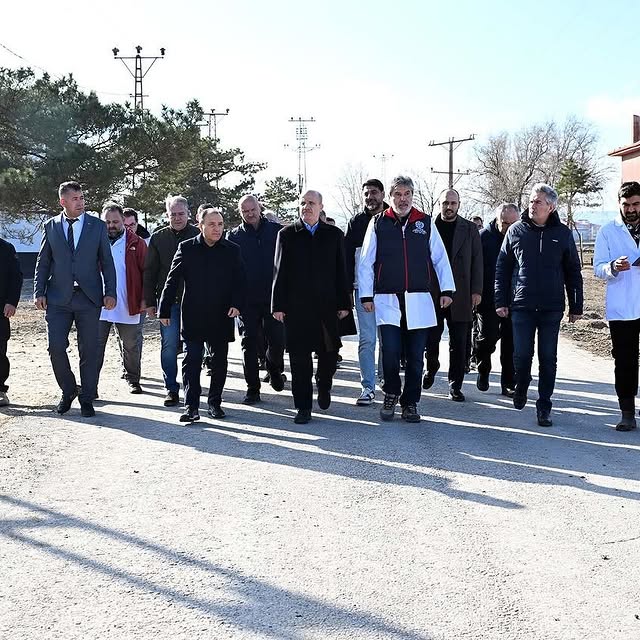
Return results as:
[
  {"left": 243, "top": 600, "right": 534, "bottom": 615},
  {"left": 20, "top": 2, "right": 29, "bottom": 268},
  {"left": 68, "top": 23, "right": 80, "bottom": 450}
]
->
[
  {"left": 511, "top": 310, "right": 563, "bottom": 412},
  {"left": 160, "top": 303, "right": 181, "bottom": 393},
  {"left": 354, "top": 289, "right": 377, "bottom": 391},
  {"left": 379, "top": 322, "right": 428, "bottom": 407}
]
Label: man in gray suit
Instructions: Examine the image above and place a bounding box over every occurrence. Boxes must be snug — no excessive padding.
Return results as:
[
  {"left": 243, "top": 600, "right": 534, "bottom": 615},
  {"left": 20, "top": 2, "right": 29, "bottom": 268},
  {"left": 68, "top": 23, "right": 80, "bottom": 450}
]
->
[{"left": 34, "top": 181, "right": 117, "bottom": 417}]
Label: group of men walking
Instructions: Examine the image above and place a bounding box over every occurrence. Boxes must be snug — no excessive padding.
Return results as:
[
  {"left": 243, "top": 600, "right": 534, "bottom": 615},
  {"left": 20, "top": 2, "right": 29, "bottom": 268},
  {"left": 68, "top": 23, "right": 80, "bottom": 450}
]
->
[{"left": 1, "top": 176, "right": 640, "bottom": 433}]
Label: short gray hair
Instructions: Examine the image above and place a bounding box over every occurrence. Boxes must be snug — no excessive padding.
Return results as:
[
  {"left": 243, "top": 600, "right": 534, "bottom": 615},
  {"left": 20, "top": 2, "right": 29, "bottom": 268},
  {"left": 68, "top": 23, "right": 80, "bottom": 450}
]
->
[
  {"left": 531, "top": 183, "right": 558, "bottom": 208},
  {"left": 495, "top": 202, "right": 519, "bottom": 217},
  {"left": 388, "top": 175, "right": 414, "bottom": 195},
  {"left": 165, "top": 194, "right": 190, "bottom": 212}
]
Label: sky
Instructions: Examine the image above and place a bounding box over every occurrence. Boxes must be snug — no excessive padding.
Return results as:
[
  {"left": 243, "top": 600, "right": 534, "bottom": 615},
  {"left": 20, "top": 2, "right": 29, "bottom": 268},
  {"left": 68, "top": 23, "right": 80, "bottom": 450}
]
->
[{"left": 2, "top": 0, "right": 639, "bottom": 220}]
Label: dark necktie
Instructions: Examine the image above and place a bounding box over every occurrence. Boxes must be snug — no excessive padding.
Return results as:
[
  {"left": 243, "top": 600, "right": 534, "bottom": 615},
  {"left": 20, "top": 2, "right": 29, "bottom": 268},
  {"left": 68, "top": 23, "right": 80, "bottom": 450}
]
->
[{"left": 66, "top": 218, "right": 77, "bottom": 252}]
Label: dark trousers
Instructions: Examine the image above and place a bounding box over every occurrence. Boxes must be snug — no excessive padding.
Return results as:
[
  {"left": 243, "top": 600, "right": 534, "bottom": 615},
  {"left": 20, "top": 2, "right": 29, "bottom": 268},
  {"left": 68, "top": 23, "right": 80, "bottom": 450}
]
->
[
  {"left": 45, "top": 291, "right": 101, "bottom": 403},
  {"left": 609, "top": 318, "right": 640, "bottom": 400},
  {"left": 182, "top": 339, "right": 229, "bottom": 409},
  {"left": 0, "top": 337, "right": 9, "bottom": 392},
  {"left": 289, "top": 349, "right": 337, "bottom": 411},
  {"left": 96, "top": 320, "right": 143, "bottom": 386},
  {"left": 380, "top": 317, "right": 428, "bottom": 407},
  {"left": 475, "top": 310, "right": 515, "bottom": 390},
  {"left": 240, "top": 304, "right": 285, "bottom": 393},
  {"left": 511, "top": 310, "right": 563, "bottom": 412},
  {"left": 425, "top": 307, "right": 470, "bottom": 391}
]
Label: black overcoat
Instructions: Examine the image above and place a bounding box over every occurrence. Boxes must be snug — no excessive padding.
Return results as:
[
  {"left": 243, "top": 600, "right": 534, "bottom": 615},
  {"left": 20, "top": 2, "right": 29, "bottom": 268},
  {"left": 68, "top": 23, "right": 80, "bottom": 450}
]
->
[
  {"left": 271, "top": 219, "right": 350, "bottom": 352},
  {"left": 0, "top": 238, "right": 23, "bottom": 340},
  {"left": 158, "top": 235, "right": 247, "bottom": 343}
]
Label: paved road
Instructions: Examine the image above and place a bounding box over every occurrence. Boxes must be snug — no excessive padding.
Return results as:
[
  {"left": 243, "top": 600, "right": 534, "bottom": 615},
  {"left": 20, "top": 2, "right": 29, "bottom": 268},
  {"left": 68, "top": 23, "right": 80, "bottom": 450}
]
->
[{"left": 1, "top": 333, "right": 639, "bottom": 639}]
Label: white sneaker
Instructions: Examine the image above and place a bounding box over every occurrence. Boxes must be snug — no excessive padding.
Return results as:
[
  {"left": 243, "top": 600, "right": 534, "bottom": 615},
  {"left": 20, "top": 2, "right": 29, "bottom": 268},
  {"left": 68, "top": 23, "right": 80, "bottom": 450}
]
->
[
  {"left": 0, "top": 391, "right": 9, "bottom": 407},
  {"left": 356, "top": 388, "right": 375, "bottom": 406}
]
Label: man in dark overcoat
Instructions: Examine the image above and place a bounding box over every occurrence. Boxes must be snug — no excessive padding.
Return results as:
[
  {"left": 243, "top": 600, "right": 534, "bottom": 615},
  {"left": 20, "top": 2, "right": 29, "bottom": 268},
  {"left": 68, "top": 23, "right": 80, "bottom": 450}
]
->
[
  {"left": 272, "top": 190, "right": 351, "bottom": 424},
  {"left": 159, "top": 208, "right": 246, "bottom": 422},
  {"left": 0, "top": 237, "right": 23, "bottom": 406}
]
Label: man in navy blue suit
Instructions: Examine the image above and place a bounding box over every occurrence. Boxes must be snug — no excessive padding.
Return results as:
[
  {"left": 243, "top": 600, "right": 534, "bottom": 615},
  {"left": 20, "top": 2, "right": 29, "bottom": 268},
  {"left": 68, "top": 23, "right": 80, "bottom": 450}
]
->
[{"left": 34, "top": 181, "right": 117, "bottom": 417}]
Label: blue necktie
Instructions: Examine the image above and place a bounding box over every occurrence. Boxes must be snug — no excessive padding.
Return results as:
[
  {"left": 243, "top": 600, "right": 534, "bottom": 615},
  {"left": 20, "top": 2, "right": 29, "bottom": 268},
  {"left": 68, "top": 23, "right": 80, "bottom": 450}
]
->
[{"left": 66, "top": 218, "right": 77, "bottom": 252}]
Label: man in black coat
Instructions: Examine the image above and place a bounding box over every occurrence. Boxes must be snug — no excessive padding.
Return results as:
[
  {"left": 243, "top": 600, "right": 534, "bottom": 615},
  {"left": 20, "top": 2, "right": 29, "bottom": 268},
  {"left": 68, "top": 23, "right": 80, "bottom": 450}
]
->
[
  {"left": 495, "top": 184, "right": 583, "bottom": 427},
  {"left": 227, "top": 195, "right": 285, "bottom": 404},
  {"left": 0, "top": 238, "right": 23, "bottom": 406},
  {"left": 159, "top": 208, "right": 246, "bottom": 422},
  {"left": 475, "top": 203, "right": 519, "bottom": 397},
  {"left": 272, "top": 190, "right": 351, "bottom": 424}
]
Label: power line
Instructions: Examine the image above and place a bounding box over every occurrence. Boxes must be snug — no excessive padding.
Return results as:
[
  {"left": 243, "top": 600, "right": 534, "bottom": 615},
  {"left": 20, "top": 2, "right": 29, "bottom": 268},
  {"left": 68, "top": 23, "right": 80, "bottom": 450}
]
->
[
  {"left": 285, "top": 117, "right": 319, "bottom": 195},
  {"left": 112, "top": 45, "right": 165, "bottom": 112},
  {"left": 429, "top": 134, "right": 476, "bottom": 188}
]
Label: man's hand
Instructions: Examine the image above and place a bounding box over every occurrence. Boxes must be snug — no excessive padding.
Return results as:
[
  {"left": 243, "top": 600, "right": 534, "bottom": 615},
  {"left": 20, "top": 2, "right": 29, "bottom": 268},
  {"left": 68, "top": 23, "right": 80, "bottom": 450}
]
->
[
  {"left": 496, "top": 307, "right": 509, "bottom": 318},
  {"left": 471, "top": 293, "right": 482, "bottom": 308},
  {"left": 337, "top": 310, "right": 349, "bottom": 320},
  {"left": 146, "top": 306, "right": 157, "bottom": 319},
  {"left": 613, "top": 256, "right": 631, "bottom": 272},
  {"left": 228, "top": 307, "right": 240, "bottom": 318},
  {"left": 568, "top": 314, "right": 581, "bottom": 323},
  {"left": 103, "top": 296, "right": 116, "bottom": 310},
  {"left": 440, "top": 296, "right": 453, "bottom": 309},
  {"left": 159, "top": 318, "right": 171, "bottom": 326},
  {"left": 35, "top": 296, "right": 47, "bottom": 311},
  {"left": 273, "top": 311, "right": 285, "bottom": 322},
  {"left": 362, "top": 302, "right": 374, "bottom": 313},
  {"left": 3, "top": 304, "right": 16, "bottom": 318}
]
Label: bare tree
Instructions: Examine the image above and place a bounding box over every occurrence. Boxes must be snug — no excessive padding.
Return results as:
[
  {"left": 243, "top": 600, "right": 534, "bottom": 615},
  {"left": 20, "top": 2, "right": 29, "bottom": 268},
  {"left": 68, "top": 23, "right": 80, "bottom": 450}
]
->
[
  {"left": 410, "top": 171, "right": 444, "bottom": 216},
  {"left": 333, "top": 163, "right": 366, "bottom": 221}
]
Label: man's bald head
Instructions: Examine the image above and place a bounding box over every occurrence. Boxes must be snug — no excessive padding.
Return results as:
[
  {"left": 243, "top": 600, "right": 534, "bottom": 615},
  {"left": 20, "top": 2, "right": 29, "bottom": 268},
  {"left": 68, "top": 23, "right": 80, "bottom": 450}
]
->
[{"left": 300, "top": 190, "right": 323, "bottom": 226}]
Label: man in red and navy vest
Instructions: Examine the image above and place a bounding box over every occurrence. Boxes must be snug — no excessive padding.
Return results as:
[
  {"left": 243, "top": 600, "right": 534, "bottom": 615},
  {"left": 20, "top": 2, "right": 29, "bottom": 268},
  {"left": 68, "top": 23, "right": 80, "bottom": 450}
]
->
[{"left": 358, "top": 175, "right": 455, "bottom": 423}]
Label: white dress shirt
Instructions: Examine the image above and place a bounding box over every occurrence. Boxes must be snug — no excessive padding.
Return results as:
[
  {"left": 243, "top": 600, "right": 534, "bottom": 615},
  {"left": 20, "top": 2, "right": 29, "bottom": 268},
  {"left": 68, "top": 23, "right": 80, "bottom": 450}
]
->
[
  {"left": 100, "top": 233, "right": 140, "bottom": 324},
  {"left": 62, "top": 212, "right": 85, "bottom": 249}
]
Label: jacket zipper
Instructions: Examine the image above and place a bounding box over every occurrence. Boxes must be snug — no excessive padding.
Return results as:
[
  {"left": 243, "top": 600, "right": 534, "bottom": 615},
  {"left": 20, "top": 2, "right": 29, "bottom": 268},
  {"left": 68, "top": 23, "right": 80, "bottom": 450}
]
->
[{"left": 402, "top": 222, "right": 409, "bottom": 290}]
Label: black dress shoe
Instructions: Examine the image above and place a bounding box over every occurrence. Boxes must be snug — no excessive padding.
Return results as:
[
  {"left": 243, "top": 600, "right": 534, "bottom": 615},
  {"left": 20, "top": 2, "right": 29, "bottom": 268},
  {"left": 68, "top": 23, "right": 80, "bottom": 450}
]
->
[
  {"left": 501, "top": 387, "right": 515, "bottom": 398},
  {"left": 179, "top": 407, "right": 200, "bottom": 422},
  {"left": 422, "top": 372, "right": 435, "bottom": 390},
  {"left": 56, "top": 389, "right": 78, "bottom": 414},
  {"left": 448, "top": 387, "right": 465, "bottom": 402},
  {"left": 207, "top": 403, "right": 226, "bottom": 419},
  {"left": 243, "top": 391, "right": 261, "bottom": 404},
  {"left": 129, "top": 383, "right": 143, "bottom": 394},
  {"left": 536, "top": 410, "right": 553, "bottom": 427},
  {"left": 317, "top": 388, "right": 331, "bottom": 410},
  {"left": 270, "top": 373, "right": 285, "bottom": 392},
  {"left": 164, "top": 391, "right": 179, "bottom": 407},
  {"left": 513, "top": 392, "right": 527, "bottom": 410},
  {"left": 294, "top": 409, "right": 312, "bottom": 424},
  {"left": 476, "top": 372, "right": 490, "bottom": 392},
  {"left": 80, "top": 402, "right": 95, "bottom": 418}
]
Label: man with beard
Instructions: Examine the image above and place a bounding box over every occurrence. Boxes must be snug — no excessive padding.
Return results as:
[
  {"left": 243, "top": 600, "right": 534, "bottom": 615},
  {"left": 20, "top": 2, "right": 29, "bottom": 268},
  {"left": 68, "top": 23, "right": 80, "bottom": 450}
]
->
[
  {"left": 496, "top": 183, "right": 582, "bottom": 427},
  {"left": 594, "top": 181, "right": 640, "bottom": 431},
  {"left": 227, "top": 194, "right": 285, "bottom": 403},
  {"left": 358, "top": 176, "right": 455, "bottom": 422},
  {"left": 272, "top": 190, "right": 351, "bottom": 424},
  {"left": 345, "top": 179, "right": 387, "bottom": 406},
  {"left": 144, "top": 195, "right": 199, "bottom": 407},
  {"left": 159, "top": 208, "right": 246, "bottom": 422},
  {"left": 424, "top": 189, "right": 483, "bottom": 402},
  {"left": 475, "top": 203, "right": 519, "bottom": 397},
  {"left": 95, "top": 203, "right": 147, "bottom": 395}
]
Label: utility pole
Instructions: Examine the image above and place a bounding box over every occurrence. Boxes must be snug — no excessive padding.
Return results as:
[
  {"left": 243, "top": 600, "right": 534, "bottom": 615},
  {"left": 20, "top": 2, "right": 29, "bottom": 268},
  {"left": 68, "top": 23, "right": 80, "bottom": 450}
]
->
[
  {"left": 199, "top": 108, "right": 230, "bottom": 144},
  {"left": 112, "top": 45, "right": 165, "bottom": 112},
  {"left": 373, "top": 153, "right": 394, "bottom": 185},
  {"left": 286, "top": 117, "right": 319, "bottom": 194},
  {"left": 429, "top": 134, "right": 475, "bottom": 188}
]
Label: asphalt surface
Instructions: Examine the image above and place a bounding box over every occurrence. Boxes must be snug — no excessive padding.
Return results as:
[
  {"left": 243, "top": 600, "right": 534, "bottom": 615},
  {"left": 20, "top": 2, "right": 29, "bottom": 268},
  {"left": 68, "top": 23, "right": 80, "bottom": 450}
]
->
[{"left": 1, "top": 331, "right": 639, "bottom": 639}]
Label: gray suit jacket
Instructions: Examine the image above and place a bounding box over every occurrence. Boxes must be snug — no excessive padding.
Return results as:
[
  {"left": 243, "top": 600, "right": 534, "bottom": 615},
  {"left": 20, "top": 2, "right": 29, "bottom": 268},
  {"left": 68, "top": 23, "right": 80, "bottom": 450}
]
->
[{"left": 34, "top": 213, "right": 117, "bottom": 307}]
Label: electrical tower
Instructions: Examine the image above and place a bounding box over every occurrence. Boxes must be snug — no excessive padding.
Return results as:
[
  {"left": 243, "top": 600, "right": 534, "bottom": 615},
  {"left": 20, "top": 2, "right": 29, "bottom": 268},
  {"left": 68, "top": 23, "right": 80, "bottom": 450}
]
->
[
  {"left": 112, "top": 45, "right": 165, "bottom": 112},
  {"left": 286, "top": 117, "right": 319, "bottom": 194},
  {"left": 373, "top": 153, "right": 394, "bottom": 185},
  {"left": 199, "top": 108, "right": 230, "bottom": 144},
  {"left": 429, "top": 134, "right": 475, "bottom": 188}
]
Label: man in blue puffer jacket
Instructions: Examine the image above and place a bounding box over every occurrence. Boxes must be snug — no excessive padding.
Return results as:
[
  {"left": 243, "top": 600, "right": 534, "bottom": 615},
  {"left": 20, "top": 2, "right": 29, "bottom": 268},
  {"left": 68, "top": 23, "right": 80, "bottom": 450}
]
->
[{"left": 495, "top": 183, "right": 583, "bottom": 427}]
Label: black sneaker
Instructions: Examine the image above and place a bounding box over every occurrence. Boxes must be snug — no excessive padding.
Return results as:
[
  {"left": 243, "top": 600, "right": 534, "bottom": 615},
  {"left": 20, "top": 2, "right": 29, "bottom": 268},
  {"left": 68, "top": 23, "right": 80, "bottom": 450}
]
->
[
  {"left": 536, "top": 410, "right": 552, "bottom": 427},
  {"left": 270, "top": 373, "right": 285, "bottom": 393},
  {"left": 128, "top": 382, "right": 143, "bottom": 394},
  {"left": 448, "top": 386, "right": 465, "bottom": 402},
  {"left": 243, "top": 391, "right": 261, "bottom": 404},
  {"left": 401, "top": 404, "right": 420, "bottom": 423},
  {"left": 422, "top": 372, "right": 435, "bottom": 390},
  {"left": 513, "top": 392, "right": 527, "bottom": 410},
  {"left": 501, "top": 387, "right": 515, "bottom": 398},
  {"left": 476, "top": 372, "right": 489, "bottom": 392},
  {"left": 80, "top": 401, "right": 95, "bottom": 418},
  {"left": 380, "top": 394, "right": 399, "bottom": 421},
  {"left": 179, "top": 406, "right": 200, "bottom": 423},
  {"left": 163, "top": 391, "right": 179, "bottom": 407},
  {"left": 207, "top": 403, "right": 225, "bottom": 419},
  {"left": 294, "top": 409, "right": 312, "bottom": 424}
]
